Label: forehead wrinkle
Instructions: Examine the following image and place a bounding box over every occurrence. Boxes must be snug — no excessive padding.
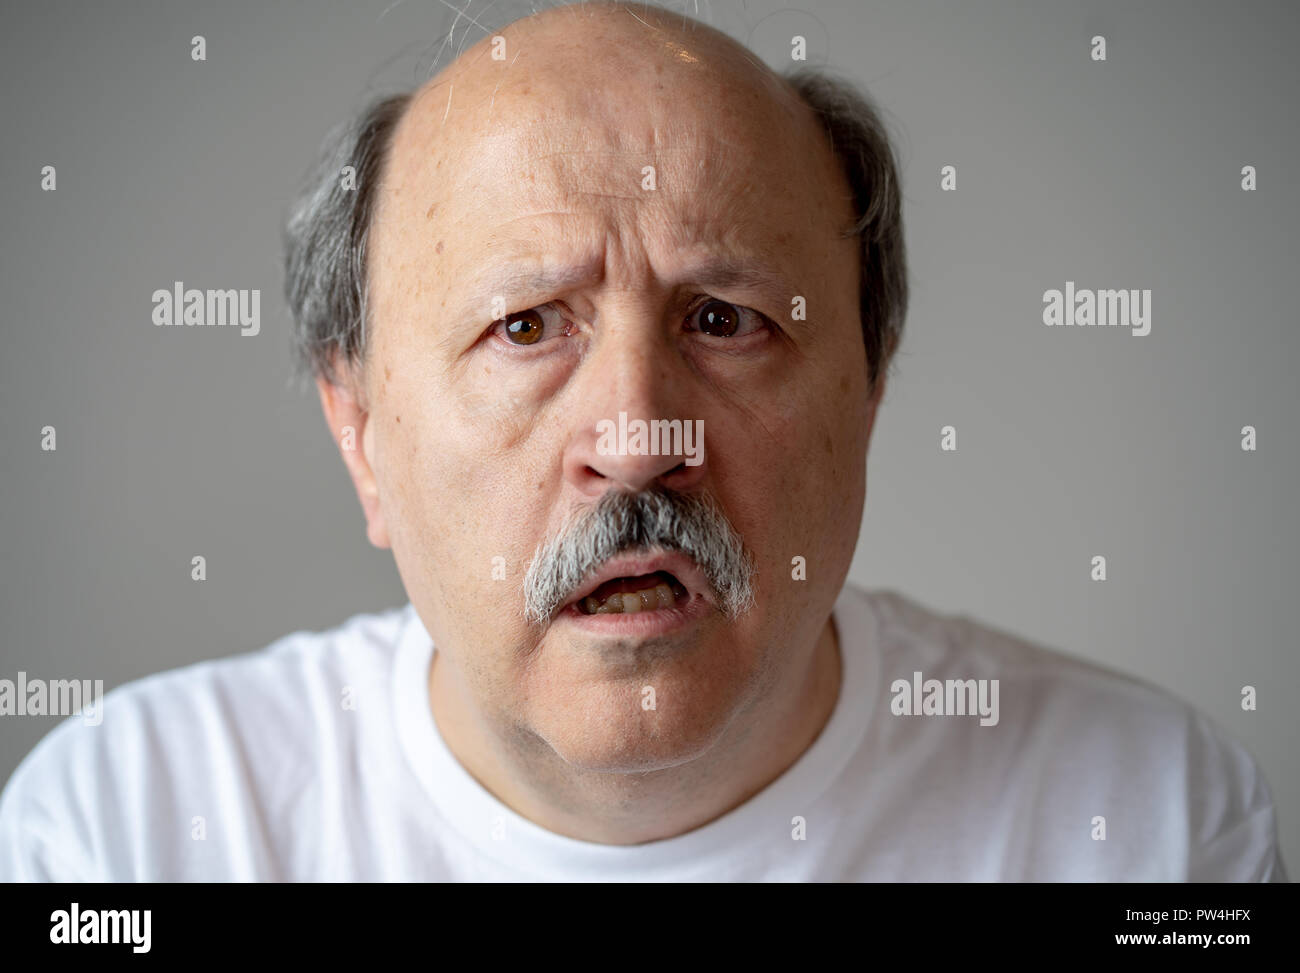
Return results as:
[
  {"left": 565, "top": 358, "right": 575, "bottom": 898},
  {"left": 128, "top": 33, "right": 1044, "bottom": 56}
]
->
[
  {"left": 432, "top": 131, "right": 769, "bottom": 225},
  {"left": 428, "top": 165, "right": 797, "bottom": 298},
  {"left": 400, "top": 61, "right": 808, "bottom": 230},
  {"left": 398, "top": 126, "right": 817, "bottom": 284}
]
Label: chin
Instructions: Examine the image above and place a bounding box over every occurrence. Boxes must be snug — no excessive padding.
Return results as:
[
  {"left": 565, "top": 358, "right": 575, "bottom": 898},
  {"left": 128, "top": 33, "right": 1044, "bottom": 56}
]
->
[
  {"left": 527, "top": 652, "right": 760, "bottom": 774},
  {"left": 542, "top": 718, "right": 732, "bottom": 775}
]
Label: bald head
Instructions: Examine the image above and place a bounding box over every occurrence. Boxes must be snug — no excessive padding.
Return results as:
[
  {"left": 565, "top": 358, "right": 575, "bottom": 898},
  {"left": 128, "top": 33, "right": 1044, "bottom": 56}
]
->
[{"left": 419, "top": 0, "right": 809, "bottom": 133}]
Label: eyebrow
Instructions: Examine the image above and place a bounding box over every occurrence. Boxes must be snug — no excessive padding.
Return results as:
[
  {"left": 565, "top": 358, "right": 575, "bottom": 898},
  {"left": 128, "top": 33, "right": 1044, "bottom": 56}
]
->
[
  {"left": 460, "top": 262, "right": 602, "bottom": 322},
  {"left": 685, "top": 255, "right": 795, "bottom": 295},
  {"left": 453, "top": 254, "right": 795, "bottom": 324}
]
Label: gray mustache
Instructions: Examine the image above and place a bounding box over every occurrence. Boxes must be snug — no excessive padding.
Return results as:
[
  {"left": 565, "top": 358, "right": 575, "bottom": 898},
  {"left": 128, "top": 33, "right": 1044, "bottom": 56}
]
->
[{"left": 522, "top": 486, "right": 757, "bottom": 624}]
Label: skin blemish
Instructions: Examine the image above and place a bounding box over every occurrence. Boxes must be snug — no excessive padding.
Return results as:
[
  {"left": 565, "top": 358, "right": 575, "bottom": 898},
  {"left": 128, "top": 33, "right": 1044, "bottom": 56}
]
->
[
  {"left": 396, "top": 415, "right": 401, "bottom": 424},
  {"left": 426, "top": 202, "right": 439, "bottom": 219},
  {"left": 436, "top": 240, "right": 444, "bottom": 254}
]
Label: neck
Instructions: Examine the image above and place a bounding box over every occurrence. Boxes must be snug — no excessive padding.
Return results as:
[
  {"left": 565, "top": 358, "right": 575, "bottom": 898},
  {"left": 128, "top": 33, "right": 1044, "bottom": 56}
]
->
[{"left": 428, "top": 616, "right": 842, "bottom": 845}]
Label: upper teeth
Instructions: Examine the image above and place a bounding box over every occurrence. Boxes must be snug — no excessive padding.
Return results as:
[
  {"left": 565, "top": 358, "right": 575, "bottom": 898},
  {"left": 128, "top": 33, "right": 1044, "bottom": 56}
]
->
[{"left": 583, "top": 582, "right": 676, "bottom": 614}]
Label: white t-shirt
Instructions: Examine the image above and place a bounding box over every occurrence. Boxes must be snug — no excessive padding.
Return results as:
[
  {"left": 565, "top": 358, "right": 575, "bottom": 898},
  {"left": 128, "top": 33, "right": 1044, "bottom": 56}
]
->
[{"left": 0, "top": 584, "right": 1287, "bottom": 881}]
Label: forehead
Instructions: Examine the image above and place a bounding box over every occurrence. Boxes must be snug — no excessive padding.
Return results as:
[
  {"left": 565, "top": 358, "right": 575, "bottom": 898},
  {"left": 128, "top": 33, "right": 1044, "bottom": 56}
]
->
[
  {"left": 415, "top": 127, "right": 784, "bottom": 249},
  {"left": 369, "top": 23, "right": 855, "bottom": 314},
  {"left": 379, "top": 62, "right": 842, "bottom": 247}
]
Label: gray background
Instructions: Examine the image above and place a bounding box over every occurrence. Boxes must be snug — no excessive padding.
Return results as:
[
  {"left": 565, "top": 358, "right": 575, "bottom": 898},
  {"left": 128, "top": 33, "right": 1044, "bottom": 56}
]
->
[{"left": 2, "top": 0, "right": 1296, "bottom": 873}]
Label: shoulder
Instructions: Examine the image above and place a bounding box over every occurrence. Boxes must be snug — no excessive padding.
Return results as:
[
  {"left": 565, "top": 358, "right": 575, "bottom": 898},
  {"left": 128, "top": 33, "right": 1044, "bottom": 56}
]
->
[
  {"left": 840, "top": 585, "right": 1286, "bottom": 880},
  {"left": 855, "top": 585, "right": 1236, "bottom": 737},
  {"left": 0, "top": 604, "right": 411, "bottom": 881}
]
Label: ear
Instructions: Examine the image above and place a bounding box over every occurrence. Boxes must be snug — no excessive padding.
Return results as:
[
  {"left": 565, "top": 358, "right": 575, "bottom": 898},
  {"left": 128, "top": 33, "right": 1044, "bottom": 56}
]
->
[{"left": 316, "top": 369, "right": 391, "bottom": 549}]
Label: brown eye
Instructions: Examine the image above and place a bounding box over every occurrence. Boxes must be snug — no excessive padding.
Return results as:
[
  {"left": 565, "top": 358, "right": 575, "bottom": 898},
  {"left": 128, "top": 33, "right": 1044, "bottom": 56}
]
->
[
  {"left": 696, "top": 300, "right": 739, "bottom": 337},
  {"left": 504, "top": 309, "right": 545, "bottom": 344}
]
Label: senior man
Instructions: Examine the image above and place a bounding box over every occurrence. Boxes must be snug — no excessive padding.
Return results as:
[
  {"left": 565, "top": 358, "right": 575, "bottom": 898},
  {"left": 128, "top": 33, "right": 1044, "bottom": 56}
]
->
[{"left": 0, "top": 1, "right": 1287, "bottom": 881}]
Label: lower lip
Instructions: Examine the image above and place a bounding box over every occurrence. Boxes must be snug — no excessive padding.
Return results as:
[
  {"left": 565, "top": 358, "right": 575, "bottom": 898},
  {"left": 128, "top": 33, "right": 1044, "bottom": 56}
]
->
[{"left": 557, "top": 592, "right": 712, "bottom": 636}]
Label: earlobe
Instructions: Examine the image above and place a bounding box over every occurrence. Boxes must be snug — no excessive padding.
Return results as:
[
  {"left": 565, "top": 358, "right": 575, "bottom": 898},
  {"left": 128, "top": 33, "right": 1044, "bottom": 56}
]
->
[{"left": 315, "top": 371, "right": 392, "bottom": 550}]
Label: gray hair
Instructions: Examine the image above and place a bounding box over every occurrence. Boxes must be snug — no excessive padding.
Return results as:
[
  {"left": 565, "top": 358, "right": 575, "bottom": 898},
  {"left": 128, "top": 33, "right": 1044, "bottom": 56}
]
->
[
  {"left": 521, "top": 485, "right": 756, "bottom": 625},
  {"left": 283, "top": 91, "right": 411, "bottom": 389},
  {"left": 283, "top": 13, "right": 908, "bottom": 393},
  {"left": 783, "top": 67, "right": 909, "bottom": 392}
]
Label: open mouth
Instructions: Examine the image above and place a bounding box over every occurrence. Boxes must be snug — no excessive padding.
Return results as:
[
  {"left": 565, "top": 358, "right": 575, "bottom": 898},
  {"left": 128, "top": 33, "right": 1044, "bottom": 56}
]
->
[
  {"left": 576, "top": 570, "right": 690, "bottom": 615},
  {"left": 555, "top": 549, "right": 715, "bottom": 626}
]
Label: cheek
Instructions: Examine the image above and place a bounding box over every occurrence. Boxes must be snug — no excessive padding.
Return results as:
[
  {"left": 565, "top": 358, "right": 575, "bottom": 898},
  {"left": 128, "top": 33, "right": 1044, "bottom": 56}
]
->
[
  {"left": 378, "top": 364, "right": 553, "bottom": 526},
  {"left": 372, "top": 377, "right": 555, "bottom": 646},
  {"left": 723, "top": 357, "right": 867, "bottom": 579}
]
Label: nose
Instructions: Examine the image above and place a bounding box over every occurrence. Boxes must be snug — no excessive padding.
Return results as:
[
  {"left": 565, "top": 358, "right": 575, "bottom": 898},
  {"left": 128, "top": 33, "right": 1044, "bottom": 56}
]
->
[{"left": 562, "top": 297, "right": 708, "bottom": 499}]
